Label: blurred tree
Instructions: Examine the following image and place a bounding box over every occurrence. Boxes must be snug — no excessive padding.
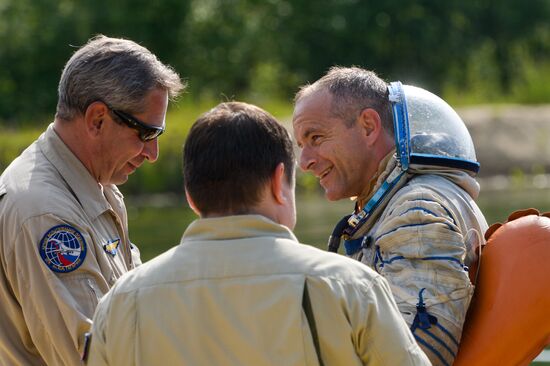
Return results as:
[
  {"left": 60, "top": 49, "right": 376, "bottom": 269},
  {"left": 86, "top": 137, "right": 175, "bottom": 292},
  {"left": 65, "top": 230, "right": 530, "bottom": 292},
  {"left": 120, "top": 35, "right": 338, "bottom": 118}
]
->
[
  {"left": 0, "top": 0, "right": 189, "bottom": 126},
  {"left": 0, "top": 0, "right": 549, "bottom": 126},
  {"left": 0, "top": 0, "right": 85, "bottom": 126}
]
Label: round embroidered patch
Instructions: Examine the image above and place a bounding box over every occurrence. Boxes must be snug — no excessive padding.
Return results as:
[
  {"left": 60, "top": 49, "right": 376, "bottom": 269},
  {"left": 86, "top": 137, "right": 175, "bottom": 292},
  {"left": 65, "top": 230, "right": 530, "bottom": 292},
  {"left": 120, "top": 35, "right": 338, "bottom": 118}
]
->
[{"left": 39, "top": 225, "right": 87, "bottom": 273}]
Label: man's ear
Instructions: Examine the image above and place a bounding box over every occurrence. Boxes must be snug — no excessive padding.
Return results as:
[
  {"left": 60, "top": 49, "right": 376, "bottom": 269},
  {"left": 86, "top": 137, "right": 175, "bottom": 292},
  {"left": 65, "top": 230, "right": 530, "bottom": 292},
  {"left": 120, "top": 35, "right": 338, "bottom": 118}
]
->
[
  {"left": 271, "top": 162, "right": 286, "bottom": 205},
  {"left": 83, "top": 101, "right": 108, "bottom": 138},
  {"left": 358, "top": 108, "right": 384, "bottom": 146},
  {"left": 185, "top": 189, "right": 201, "bottom": 217}
]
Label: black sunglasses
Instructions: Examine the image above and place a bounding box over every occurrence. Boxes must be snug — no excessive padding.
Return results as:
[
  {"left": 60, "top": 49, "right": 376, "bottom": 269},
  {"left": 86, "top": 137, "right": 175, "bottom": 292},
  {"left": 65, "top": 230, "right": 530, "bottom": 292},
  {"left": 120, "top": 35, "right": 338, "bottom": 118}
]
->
[{"left": 106, "top": 104, "right": 165, "bottom": 142}]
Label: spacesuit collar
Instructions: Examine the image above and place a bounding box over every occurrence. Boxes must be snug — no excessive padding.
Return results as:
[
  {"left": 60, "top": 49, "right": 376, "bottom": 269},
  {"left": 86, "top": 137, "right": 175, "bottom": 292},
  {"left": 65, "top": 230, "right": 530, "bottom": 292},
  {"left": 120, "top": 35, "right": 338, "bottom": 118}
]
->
[
  {"left": 356, "top": 149, "right": 397, "bottom": 211},
  {"left": 408, "top": 165, "right": 481, "bottom": 199}
]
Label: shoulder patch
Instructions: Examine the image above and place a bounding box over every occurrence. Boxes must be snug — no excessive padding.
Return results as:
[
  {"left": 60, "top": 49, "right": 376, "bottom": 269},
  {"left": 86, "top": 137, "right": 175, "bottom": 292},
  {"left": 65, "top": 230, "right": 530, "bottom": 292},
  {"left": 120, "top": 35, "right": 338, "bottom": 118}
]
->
[{"left": 39, "top": 225, "right": 87, "bottom": 273}]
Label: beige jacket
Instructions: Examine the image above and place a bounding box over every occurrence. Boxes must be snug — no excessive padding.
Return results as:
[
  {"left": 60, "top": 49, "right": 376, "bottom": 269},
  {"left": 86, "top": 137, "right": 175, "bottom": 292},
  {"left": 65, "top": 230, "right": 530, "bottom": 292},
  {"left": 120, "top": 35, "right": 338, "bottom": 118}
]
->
[
  {"left": 88, "top": 215, "right": 430, "bottom": 366},
  {"left": 0, "top": 125, "right": 141, "bottom": 365}
]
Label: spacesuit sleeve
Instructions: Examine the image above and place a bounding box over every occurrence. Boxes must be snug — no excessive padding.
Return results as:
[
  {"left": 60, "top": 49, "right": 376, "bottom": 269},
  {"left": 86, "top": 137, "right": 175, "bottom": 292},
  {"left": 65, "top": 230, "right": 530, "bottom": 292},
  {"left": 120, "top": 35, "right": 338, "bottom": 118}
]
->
[{"left": 372, "top": 191, "right": 473, "bottom": 365}]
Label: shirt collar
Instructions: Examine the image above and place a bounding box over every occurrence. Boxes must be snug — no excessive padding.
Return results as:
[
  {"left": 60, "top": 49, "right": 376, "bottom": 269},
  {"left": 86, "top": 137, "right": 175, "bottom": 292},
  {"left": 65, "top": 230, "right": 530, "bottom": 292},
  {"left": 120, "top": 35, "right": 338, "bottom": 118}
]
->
[
  {"left": 181, "top": 215, "right": 298, "bottom": 243},
  {"left": 38, "top": 123, "right": 112, "bottom": 219}
]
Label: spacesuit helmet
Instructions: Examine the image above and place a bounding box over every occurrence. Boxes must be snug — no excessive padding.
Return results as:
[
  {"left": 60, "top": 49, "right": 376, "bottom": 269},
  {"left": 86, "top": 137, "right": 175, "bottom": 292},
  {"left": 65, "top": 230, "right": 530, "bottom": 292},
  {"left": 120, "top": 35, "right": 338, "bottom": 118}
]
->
[{"left": 388, "top": 82, "right": 479, "bottom": 174}]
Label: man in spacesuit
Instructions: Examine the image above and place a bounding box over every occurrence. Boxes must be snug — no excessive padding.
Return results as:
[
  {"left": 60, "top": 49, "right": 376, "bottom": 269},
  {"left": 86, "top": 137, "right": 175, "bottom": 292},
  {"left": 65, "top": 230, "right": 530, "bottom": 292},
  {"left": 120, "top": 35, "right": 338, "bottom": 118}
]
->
[{"left": 292, "top": 66, "right": 488, "bottom": 366}]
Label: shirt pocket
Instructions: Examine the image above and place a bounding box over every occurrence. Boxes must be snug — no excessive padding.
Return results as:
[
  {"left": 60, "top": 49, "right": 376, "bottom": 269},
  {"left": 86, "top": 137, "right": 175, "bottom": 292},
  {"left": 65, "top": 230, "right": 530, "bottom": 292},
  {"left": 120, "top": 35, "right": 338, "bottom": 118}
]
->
[{"left": 60, "top": 273, "right": 104, "bottom": 318}]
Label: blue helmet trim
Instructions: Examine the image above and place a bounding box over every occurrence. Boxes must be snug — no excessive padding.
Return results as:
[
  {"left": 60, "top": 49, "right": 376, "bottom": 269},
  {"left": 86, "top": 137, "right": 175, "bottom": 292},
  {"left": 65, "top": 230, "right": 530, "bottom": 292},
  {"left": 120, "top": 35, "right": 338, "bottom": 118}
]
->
[
  {"left": 410, "top": 153, "right": 480, "bottom": 173},
  {"left": 388, "top": 81, "right": 410, "bottom": 171},
  {"left": 388, "top": 81, "right": 479, "bottom": 174}
]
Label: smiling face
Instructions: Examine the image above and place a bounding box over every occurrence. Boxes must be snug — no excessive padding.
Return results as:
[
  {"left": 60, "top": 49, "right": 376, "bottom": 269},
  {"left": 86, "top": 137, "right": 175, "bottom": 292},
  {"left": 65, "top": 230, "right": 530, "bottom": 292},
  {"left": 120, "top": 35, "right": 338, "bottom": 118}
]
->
[
  {"left": 97, "top": 88, "right": 169, "bottom": 185},
  {"left": 293, "top": 89, "right": 377, "bottom": 201}
]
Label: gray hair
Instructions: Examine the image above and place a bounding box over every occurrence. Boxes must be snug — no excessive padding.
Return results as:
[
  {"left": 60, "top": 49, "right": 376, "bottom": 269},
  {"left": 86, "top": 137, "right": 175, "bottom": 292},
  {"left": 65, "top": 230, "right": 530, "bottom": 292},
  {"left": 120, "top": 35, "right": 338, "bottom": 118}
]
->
[
  {"left": 295, "top": 66, "right": 394, "bottom": 134},
  {"left": 56, "top": 35, "right": 185, "bottom": 120}
]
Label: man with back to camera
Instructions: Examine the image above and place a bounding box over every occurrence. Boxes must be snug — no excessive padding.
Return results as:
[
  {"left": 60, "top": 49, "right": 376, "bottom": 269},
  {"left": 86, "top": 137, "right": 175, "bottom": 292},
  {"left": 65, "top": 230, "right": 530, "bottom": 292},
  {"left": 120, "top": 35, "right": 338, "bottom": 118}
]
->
[
  {"left": 292, "top": 66, "right": 488, "bottom": 366},
  {"left": 0, "top": 35, "right": 184, "bottom": 365},
  {"left": 86, "top": 101, "right": 430, "bottom": 365}
]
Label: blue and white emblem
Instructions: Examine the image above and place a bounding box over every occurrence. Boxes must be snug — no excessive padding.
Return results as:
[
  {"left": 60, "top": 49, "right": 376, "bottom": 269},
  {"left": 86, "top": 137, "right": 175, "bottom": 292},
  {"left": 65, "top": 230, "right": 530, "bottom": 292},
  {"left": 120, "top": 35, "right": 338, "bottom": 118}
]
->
[
  {"left": 103, "top": 238, "right": 120, "bottom": 256},
  {"left": 39, "top": 225, "right": 87, "bottom": 273}
]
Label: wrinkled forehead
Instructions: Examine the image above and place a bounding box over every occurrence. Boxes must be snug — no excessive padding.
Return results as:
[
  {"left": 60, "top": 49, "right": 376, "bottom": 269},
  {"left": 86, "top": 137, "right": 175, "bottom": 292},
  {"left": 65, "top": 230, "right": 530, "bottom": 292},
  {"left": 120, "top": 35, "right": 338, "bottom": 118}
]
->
[
  {"left": 292, "top": 97, "right": 343, "bottom": 147},
  {"left": 293, "top": 89, "right": 334, "bottom": 122}
]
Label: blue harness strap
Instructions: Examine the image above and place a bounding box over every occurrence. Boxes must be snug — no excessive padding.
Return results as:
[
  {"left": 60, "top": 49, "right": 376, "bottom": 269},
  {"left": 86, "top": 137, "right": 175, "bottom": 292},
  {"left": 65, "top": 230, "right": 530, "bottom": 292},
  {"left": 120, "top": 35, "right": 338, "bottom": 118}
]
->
[{"left": 343, "top": 238, "right": 363, "bottom": 256}]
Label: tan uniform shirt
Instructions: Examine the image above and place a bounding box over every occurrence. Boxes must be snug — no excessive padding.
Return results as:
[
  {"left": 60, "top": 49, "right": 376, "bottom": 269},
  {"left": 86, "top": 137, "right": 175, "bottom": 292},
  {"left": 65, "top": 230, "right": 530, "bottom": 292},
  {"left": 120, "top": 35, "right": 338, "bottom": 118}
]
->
[
  {"left": 0, "top": 124, "right": 141, "bottom": 365},
  {"left": 87, "top": 215, "right": 430, "bottom": 366}
]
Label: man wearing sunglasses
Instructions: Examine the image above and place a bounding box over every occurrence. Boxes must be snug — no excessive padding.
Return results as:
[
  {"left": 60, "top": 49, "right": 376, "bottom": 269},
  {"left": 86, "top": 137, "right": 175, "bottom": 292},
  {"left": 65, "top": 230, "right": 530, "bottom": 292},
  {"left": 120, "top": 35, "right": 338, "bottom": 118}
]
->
[{"left": 0, "top": 35, "right": 184, "bottom": 365}]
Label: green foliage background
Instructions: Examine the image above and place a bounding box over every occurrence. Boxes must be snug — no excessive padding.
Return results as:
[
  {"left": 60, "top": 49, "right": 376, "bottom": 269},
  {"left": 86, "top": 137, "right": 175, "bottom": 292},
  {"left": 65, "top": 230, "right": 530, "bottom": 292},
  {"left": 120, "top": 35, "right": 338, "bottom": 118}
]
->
[
  {"left": 1, "top": 0, "right": 550, "bottom": 126},
  {"left": 1, "top": 0, "right": 550, "bottom": 195}
]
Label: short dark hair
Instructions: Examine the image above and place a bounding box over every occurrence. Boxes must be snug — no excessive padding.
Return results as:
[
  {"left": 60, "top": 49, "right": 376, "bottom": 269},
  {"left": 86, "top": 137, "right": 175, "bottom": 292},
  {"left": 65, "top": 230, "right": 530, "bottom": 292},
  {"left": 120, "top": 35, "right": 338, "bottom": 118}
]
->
[
  {"left": 183, "top": 102, "right": 295, "bottom": 216},
  {"left": 295, "top": 66, "right": 394, "bottom": 134}
]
